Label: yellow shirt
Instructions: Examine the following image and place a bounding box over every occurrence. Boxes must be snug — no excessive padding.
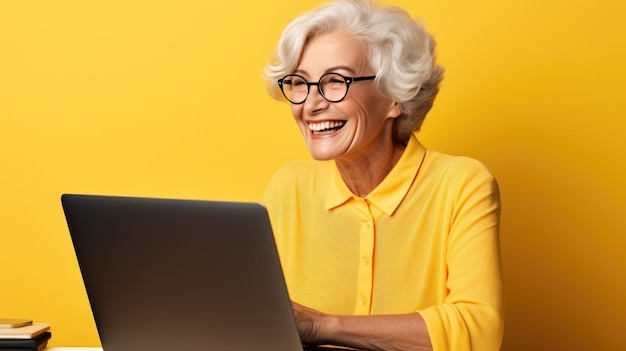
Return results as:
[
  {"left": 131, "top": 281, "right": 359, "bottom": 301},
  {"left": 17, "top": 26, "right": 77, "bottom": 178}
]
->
[{"left": 262, "top": 134, "right": 504, "bottom": 351}]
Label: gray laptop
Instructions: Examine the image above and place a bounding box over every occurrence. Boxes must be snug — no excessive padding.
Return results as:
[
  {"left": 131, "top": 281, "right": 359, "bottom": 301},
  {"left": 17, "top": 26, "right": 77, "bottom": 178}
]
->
[{"left": 61, "top": 194, "right": 345, "bottom": 351}]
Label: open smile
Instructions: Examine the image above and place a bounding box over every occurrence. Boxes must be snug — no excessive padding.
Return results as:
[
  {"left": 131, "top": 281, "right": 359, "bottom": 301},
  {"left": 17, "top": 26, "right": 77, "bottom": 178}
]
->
[{"left": 308, "top": 121, "right": 347, "bottom": 135}]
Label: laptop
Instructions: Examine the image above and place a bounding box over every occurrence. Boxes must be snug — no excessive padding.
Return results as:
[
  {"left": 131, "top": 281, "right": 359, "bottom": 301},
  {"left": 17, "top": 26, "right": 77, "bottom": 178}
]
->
[{"left": 61, "top": 194, "right": 348, "bottom": 351}]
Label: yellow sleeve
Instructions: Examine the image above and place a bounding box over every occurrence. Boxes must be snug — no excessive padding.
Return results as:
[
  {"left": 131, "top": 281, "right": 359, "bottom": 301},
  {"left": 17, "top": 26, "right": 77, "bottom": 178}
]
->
[{"left": 418, "top": 159, "right": 504, "bottom": 351}]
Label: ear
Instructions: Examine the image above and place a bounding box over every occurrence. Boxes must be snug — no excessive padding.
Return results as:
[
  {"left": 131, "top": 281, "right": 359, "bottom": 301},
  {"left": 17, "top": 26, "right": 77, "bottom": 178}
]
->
[{"left": 386, "top": 101, "right": 402, "bottom": 119}]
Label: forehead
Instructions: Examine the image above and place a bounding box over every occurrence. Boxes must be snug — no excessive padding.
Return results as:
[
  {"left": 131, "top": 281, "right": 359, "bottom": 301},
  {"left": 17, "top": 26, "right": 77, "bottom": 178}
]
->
[{"left": 296, "top": 31, "right": 369, "bottom": 75}]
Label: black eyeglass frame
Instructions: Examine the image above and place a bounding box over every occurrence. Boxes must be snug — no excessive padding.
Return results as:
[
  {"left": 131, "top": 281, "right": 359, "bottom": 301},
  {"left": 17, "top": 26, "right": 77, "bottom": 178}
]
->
[{"left": 277, "top": 72, "right": 376, "bottom": 104}]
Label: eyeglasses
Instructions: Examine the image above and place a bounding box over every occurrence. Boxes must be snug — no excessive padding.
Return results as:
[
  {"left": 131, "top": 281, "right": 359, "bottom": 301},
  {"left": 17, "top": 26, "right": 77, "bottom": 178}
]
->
[{"left": 277, "top": 72, "right": 376, "bottom": 104}]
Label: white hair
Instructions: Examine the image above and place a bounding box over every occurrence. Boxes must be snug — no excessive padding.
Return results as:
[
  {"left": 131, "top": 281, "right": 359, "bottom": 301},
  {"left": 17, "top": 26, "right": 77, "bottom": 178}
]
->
[{"left": 263, "top": 0, "right": 444, "bottom": 144}]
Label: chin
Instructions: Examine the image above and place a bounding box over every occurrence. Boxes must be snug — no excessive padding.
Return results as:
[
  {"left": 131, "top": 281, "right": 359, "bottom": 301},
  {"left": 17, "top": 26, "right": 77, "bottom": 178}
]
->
[
  {"left": 307, "top": 145, "right": 344, "bottom": 161},
  {"left": 308, "top": 151, "right": 336, "bottom": 161}
]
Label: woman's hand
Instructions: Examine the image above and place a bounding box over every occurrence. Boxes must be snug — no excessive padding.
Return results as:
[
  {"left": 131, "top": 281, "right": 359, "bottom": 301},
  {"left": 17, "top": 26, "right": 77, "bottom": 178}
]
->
[{"left": 290, "top": 301, "right": 432, "bottom": 351}]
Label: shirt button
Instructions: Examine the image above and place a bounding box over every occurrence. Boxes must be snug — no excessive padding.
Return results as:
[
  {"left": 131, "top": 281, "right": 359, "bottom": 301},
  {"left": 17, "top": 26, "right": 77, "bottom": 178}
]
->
[
  {"left": 365, "top": 222, "right": 372, "bottom": 228},
  {"left": 362, "top": 258, "right": 369, "bottom": 266},
  {"left": 360, "top": 298, "right": 367, "bottom": 306}
]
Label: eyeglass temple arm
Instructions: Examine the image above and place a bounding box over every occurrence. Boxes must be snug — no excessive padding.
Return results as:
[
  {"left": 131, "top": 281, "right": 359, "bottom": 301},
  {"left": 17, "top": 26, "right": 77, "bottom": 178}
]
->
[{"left": 351, "top": 75, "right": 376, "bottom": 82}]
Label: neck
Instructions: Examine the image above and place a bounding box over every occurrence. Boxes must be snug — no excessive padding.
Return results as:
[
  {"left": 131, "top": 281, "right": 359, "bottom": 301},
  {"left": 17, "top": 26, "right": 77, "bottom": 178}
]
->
[{"left": 335, "top": 138, "right": 405, "bottom": 198}]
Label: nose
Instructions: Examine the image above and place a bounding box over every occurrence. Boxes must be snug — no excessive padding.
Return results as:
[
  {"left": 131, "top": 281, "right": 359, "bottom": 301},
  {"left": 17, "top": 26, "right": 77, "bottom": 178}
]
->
[{"left": 303, "top": 84, "right": 330, "bottom": 114}]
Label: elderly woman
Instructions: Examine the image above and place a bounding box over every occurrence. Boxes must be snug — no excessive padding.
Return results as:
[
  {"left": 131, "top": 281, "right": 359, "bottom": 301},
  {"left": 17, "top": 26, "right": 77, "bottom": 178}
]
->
[{"left": 262, "top": 1, "right": 504, "bottom": 350}]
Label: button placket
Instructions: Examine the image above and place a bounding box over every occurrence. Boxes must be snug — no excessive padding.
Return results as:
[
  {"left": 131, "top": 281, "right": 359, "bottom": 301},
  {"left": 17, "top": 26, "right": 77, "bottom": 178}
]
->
[{"left": 355, "top": 200, "right": 375, "bottom": 315}]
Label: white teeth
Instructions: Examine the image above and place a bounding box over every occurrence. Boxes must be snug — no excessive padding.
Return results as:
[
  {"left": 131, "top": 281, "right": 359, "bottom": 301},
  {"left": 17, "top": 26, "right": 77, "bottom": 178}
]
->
[{"left": 308, "top": 121, "right": 346, "bottom": 132}]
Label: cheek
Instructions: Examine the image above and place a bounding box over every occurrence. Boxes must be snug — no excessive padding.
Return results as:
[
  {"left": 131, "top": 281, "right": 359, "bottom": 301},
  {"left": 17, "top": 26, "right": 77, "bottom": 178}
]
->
[
  {"left": 290, "top": 105, "right": 302, "bottom": 120},
  {"left": 353, "top": 93, "right": 395, "bottom": 120},
  {"left": 340, "top": 99, "right": 369, "bottom": 120}
]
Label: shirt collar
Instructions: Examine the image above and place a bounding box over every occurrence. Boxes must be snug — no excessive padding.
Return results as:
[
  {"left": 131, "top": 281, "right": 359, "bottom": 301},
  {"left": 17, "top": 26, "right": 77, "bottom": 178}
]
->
[{"left": 325, "top": 133, "right": 427, "bottom": 215}]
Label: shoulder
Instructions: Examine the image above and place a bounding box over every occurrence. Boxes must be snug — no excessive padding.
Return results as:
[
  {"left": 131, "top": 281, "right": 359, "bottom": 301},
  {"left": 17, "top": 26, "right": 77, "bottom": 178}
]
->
[
  {"left": 416, "top": 149, "right": 499, "bottom": 202},
  {"left": 423, "top": 150, "right": 496, "bottom": 182},
  {"left": 267, "top": 160, "right": 333, "bottom": 187},
  {"left": 263, "top": 160, "right": 334, "bottom": 203}
]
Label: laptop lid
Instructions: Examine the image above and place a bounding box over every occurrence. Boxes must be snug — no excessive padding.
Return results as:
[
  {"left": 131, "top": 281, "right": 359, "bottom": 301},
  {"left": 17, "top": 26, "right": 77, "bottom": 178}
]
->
[{"left": 61, "top": 194, "right": 304, "bottom": 351}]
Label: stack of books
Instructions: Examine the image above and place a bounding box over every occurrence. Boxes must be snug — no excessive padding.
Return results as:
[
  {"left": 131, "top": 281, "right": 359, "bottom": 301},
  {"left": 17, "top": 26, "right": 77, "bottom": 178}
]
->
[{"left": 0, "top": 319, "right": 51, "bottom": 351}]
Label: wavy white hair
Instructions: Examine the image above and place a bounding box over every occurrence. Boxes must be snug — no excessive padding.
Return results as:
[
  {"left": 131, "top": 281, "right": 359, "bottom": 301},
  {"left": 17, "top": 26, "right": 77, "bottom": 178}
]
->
[{"left": 263, "top": 0, "right": 444, "bottom": 144}]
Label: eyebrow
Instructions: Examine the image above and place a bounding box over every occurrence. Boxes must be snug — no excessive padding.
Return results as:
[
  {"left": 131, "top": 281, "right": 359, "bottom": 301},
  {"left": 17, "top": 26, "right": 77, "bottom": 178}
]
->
[{"left": 293, "top": 65, "right": 357, "bottom": 78}]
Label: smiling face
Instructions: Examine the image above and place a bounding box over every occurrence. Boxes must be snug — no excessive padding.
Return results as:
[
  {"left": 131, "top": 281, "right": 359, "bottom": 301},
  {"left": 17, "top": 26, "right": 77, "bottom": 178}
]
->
[{"left": 290, "top": 31, "right": 402, "bottom": 162}]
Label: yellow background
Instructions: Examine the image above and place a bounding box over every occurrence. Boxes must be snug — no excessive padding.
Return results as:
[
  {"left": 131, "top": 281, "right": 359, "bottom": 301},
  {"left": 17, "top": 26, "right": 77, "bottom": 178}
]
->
[{"left": 1, "top": 0, "right": 624, "bottom": 350}]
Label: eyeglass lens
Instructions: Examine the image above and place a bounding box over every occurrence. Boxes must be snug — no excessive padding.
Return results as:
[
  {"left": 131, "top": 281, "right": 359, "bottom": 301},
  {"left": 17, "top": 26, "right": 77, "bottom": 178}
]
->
[{"left": 281, "top": 73, "right": 348, "bottom": 104}]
